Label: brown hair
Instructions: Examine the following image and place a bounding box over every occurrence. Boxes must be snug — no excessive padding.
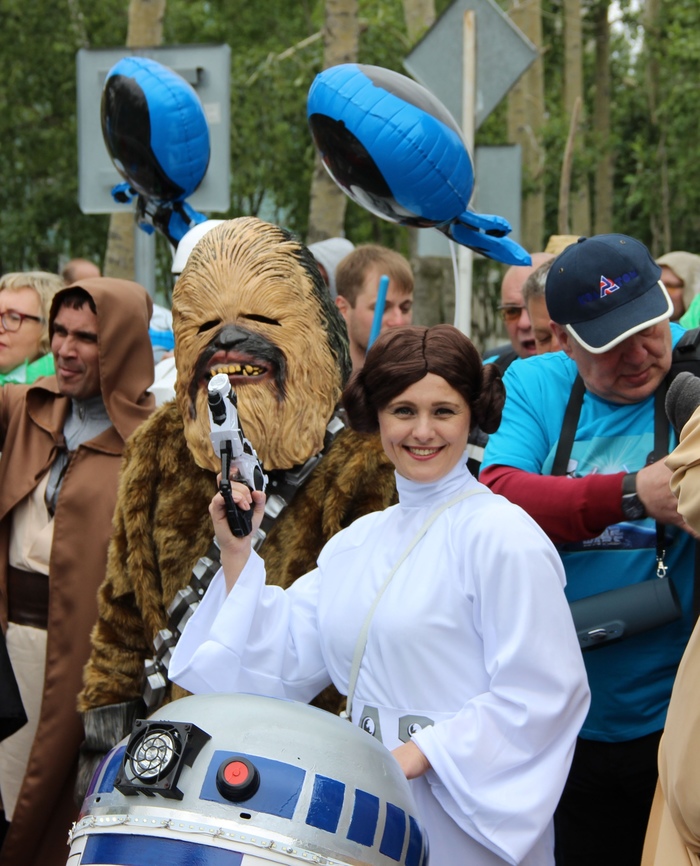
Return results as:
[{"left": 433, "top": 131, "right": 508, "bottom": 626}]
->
[
  {"left": 343, "top": 324, "right": 504, "bottom": 434},
  {"left": 335, "top": 244, "right": 413, "bottom": 307}
]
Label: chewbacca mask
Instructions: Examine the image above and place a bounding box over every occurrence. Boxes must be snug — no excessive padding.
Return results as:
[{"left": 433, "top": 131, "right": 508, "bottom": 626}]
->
[{"left": 174, "top": 217, "right": 351, "bottom": 471}]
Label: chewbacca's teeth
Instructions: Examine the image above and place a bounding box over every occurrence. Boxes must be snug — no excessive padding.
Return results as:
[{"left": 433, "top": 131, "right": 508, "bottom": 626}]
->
[{"left": 208, "top": 363, "right": 265, "bottom": 379}]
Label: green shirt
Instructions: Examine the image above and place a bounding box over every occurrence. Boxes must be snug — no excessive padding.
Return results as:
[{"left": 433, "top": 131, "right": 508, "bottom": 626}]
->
[
  {"left": 0, "top": 353, "right": 55, "bottom": 385},
  {"left": 680, "top": 294, "right": 700, "bottom": 329}
]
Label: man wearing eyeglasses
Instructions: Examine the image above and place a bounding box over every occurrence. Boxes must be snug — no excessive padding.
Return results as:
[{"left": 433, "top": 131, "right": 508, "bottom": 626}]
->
[
  {"left": 0, "top": 278, "right": 155, "bottom": 866},
  {"left": 482, "top": 234, "right": 698, "bottom": 866},
  {"left": 484, "top": 252, "right": 555, "bottom": 371}
]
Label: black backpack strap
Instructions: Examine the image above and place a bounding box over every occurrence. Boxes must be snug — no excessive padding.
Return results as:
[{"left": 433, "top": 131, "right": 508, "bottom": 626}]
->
[
  {"left": 551, "top": 375, "right": 586, "bottom": 476},
  {"left": 666, "top": 333, "right": 700, "bottom": 622},
  {"left": 553, "top": 346, "right": 700, "bottom": 623},
  {"left": 670, "top": 327, "right": 700, "bottom": 382}
]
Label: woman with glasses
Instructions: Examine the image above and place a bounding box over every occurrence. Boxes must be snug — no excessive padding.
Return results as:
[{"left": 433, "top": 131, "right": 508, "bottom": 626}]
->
[{"left": 0, "top": 272, "right": 64, "bottom": 385}]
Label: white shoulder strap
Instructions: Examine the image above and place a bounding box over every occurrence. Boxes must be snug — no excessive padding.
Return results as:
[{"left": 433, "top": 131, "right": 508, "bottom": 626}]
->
[{"left": 342, "top": 487, "right": 488, "bottom": 720}]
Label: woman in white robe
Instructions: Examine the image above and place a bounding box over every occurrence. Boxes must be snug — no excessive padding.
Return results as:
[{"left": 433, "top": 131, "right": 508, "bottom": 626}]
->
[{"left": 171, "top": 324, "right": 590, "bottom": 866}]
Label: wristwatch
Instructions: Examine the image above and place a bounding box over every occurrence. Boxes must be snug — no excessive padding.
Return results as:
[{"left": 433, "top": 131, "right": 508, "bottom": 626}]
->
[{"left": 621, "top": 472, "right": 646, "bottom": 521}]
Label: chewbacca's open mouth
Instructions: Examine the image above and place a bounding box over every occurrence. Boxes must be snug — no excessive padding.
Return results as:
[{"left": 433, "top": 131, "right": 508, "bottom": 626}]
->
[
  {"left": 188, "top": 326, "right": 287, "bottom": 419},
  {"left": 204, "top": 351, "right": 273, "bottom": 384}
]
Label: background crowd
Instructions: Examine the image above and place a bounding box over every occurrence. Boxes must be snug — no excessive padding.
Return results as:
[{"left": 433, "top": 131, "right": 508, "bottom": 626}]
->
[{"left": 0, "top": 225, "right": 699, "bottom": 866}]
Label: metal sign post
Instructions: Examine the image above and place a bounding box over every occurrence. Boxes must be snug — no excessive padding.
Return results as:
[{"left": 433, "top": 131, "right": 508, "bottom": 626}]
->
[
  {"left": 405, "top": 0, "right": 537, "bottom": 335},
  {"left": 76, "top": 45, "right": 231, "bottom": 295},
  {"left": 455, "top": 11, "right": 476, "bottom": 337}
]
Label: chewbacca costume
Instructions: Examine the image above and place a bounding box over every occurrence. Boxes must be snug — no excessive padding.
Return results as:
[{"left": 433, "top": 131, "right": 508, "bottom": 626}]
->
[
  {"left": 77, "top": 218, "right": 398, "bottom": 786},
  {"left": 79, "top": 402, "right": 396, "bottom": 712}
]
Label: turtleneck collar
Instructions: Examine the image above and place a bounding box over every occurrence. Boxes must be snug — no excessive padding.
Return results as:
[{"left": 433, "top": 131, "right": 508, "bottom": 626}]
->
[
  {"left": 71, "top": 394, "right": 109, "bottom": 422},
  {"left": 64, "top": 394, "right": 111, "bottom": 451},
  {"left": 394, "top": 450, "right": 477, "bottom": 509}
]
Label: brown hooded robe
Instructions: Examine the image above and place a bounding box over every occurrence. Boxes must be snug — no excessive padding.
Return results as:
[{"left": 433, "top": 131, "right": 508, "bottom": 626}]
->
[{"left": 0, "top": 278, "right": 155, "bottom": 866}]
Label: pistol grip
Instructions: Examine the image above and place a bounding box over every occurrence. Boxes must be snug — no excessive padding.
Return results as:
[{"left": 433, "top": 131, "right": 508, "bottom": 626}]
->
[{"left": 220, "top": 483, "right": 253, "bottom": 538}]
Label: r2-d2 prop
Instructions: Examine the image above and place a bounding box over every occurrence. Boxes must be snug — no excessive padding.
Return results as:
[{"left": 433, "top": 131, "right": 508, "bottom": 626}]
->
[{"left": 68, "top": 693, "right": 428, "bottom": 866}]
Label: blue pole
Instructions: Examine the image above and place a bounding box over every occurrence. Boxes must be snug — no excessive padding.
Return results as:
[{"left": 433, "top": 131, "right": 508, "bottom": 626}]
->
[{"left": 367, "top": 274, "right": 389, "bottom": 351}]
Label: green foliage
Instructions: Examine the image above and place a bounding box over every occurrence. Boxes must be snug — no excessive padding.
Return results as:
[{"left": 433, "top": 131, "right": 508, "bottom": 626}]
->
[
  {"left": 635, "top": 0, "right": 700, "bottom": 251},
  {"left": 164, "top": 0, "right": 322, "bottom": 237},
  {"left": 0, "top": 0, "right": 125, "bottom": 272},
  {"left": 0, "top": 0, "right": 415, "bottom": 277},
  {"left": 516, "top": 0, "right": 700, "bottom": 252},
  {"left": 6, "top": 0, "right": 700, "bottom": 289},
  {"left": 162, "top": 0, "right": 415, "bottom": 255}
]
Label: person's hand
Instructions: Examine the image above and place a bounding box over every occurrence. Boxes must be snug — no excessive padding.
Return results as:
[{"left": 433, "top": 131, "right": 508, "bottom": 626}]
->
[
  {"left": 209, "top": 476, "right": 266, "bottom": 547},
  {"left": 391, "top": 740, "right": 431, "bottom": 780},
  {"left": 209, "top": 476, "right": 266, "bottom": 592},
  {"left": 637, "top": 459, "right": 699, "bottom": 537}
]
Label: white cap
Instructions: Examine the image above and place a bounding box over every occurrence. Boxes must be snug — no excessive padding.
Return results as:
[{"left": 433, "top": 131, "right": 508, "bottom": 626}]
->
[
  {"left": 308, "top": 237, "right": 355, "bottom": 299},
  {"left": 171, "top": 220, "right": 225, "bottom": 274}
]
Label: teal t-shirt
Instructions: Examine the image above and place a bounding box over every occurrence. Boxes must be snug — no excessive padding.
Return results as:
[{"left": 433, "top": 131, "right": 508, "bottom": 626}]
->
[{"left": 482, "top": 324, "right": 694, "bottom": 742}]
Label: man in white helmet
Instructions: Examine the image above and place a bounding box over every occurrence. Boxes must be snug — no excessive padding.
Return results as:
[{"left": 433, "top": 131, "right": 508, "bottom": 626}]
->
[{"left": 149, "top": 220, "right": 225, "bottom": 405}]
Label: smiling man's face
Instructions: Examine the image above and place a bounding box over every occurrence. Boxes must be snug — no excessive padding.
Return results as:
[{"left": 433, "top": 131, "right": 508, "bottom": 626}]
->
[
  {"left": 552, "top": 321, "right": 672, "bottom": 405},
  {"left": 51, "top": 303, "right": 101, "bottom": 401}
]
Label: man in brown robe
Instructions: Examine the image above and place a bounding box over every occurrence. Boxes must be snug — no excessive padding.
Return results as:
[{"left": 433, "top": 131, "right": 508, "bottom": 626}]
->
[{"left": 0, "top": 278, "right": 155, "bottom": 866}]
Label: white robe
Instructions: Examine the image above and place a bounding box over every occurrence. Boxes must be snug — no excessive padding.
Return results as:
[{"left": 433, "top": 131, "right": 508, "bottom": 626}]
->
[{"left": 171, "top": 456, "right": 590, "bottom": 866}]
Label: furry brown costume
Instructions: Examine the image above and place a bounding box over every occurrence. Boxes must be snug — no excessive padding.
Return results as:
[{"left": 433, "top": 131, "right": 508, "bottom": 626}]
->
[
  {"left": 79, "top": 404, "right": 396, "bottom": 709},
  {"left": 174, "top": 218, "right": 349, "bottom": 472},
  {"left": 78, "top": 218, "right": 397, "bottom": 774}
]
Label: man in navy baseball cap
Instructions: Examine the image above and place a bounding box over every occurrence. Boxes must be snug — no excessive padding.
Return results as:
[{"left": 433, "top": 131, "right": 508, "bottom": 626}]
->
[
  {"left": 544, "top": 234, "right": 675, "bottom": 405},
  {"left": 546, "top": 233, "right": 674, "bottom": 355},
  {"left": 480, "top": 232, "right": 695, "bottom": 866}
]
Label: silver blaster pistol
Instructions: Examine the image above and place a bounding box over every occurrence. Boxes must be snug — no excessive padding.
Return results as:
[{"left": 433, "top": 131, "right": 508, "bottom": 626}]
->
[{"left": 207, "top": 373, "right": 267, "bottom": 537}]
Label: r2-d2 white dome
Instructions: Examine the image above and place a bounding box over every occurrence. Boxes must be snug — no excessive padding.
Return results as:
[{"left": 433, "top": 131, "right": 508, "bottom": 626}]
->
[{"left": 67, "top": 693, "right": 428, "bottom": 866}]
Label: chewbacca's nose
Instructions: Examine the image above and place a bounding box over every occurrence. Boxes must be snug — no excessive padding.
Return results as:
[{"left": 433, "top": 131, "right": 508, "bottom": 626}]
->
[{"left": 216, "top": 325, "right": 250, "bottom": 349}]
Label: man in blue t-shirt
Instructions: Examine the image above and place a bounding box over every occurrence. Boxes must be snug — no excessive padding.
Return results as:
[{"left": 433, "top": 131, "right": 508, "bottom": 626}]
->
[{"left": 481, "top": 234, "right": 696, "bottom": 866}]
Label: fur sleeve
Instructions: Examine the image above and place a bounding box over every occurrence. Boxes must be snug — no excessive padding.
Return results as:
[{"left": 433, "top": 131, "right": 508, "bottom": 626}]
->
[
  {"left": 79, "top": 404, "right": 217, "bottom": 711},
  {"left": 261, "top": 429, "right": 397, "bottom": 590}
]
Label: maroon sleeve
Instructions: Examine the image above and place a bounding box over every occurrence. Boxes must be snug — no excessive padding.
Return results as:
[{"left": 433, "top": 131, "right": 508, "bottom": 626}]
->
[{"left": 479, "top": 464, "right": 626, "bottom": 545}]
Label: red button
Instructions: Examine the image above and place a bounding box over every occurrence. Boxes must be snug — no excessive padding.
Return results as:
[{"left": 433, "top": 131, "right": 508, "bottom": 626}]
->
[
  {"left": 224, "top": 761, "right": 249, "bottom": 786},
  {"left": 216, "top": 756, "right": 260, "bottom": 801}
]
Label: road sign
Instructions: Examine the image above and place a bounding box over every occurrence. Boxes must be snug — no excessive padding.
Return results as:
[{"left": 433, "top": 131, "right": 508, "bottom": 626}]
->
[
  {"left": 417, "top": 144, "right": 522, "bottom": 258},
  {"left": 404, "top": 0, "right": 537, "bottom": 129},
  {"left": 76, "top": 44, "right": 231, "bottom": 215}
]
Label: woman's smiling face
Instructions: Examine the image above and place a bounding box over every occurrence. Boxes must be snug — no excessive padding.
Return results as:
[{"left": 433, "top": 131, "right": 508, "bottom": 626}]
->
[{"left": 378, "top": 372, "right": 471, "bottom": 484}]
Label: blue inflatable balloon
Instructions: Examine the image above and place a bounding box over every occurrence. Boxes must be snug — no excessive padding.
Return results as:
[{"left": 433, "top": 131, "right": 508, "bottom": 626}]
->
[
  {"left": 101, "top": 56, "right": 211, "bottom": 245},
  {"left": 307, "top": 64, "right": 530, "bottom": 266}
]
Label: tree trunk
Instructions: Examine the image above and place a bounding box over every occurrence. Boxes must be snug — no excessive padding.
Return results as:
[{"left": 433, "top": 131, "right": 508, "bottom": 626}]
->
[
  {"left": 558, "top": 98, "right": 582, "bottom": 235},
  {"left": 562, "top": 0, "right": 591, "bottom": 236},
  {"left": 643, "top": 0, "right": 670, "bottom": 254},
  {"left": 103, "top": 0, "right": 167, "bottom": 279},
  {"left": 507, "top": 0, "right": 546, "bottom": 253},
  {"left": 403, "top": 0, "right": 435, "bottom": 43},
  {"left": 306, "top": 0, "right": 359, "bottom": 244},
  {"left": 400, "top": 0, "right": 449, "bottom": 329},
  {"left": 592, "top": 0, "right": 613, "bottom": 235}
]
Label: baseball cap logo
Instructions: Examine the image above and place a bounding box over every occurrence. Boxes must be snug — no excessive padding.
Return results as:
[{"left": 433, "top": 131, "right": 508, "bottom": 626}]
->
[{"left": 600, "top": 275, "right": 620, "bottom": 297}]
